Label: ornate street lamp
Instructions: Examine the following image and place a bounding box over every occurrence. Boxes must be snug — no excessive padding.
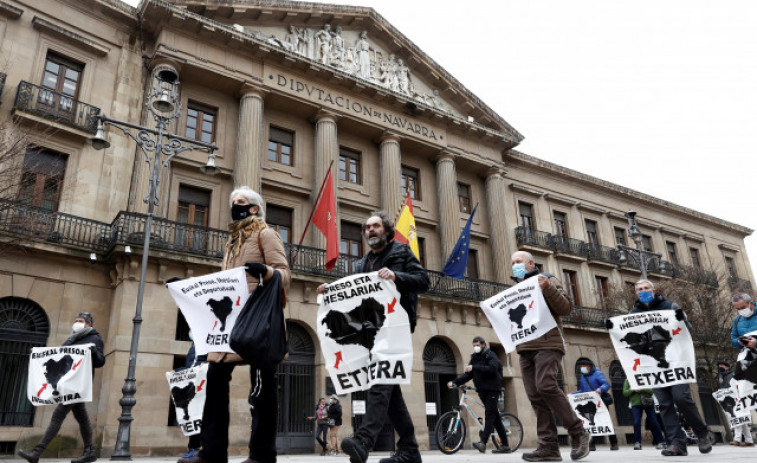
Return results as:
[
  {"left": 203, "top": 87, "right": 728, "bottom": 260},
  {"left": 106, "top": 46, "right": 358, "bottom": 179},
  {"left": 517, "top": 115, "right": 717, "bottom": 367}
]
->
[
  {"left": 617, "top": 211, "right": 666, "bottom": 280},
  {"left": 89, "top": 66, "right": 218, "bottom": 460}
]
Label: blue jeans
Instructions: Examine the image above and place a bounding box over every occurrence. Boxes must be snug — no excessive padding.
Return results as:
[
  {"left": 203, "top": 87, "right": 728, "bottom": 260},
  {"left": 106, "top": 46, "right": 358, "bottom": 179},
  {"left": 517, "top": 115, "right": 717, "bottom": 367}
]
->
[{"left": 631, "top": 405, "right": 665, "bottom": 444}]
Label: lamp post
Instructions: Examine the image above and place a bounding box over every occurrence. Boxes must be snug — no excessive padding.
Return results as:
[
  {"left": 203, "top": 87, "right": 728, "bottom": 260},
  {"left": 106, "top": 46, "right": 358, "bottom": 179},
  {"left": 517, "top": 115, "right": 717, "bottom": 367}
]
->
[
  {"left": 617, "top": 211, "right": 666, "bottom": 280},
  {"left": 89, "top": 67, "right": 218, "bottom": 460}
]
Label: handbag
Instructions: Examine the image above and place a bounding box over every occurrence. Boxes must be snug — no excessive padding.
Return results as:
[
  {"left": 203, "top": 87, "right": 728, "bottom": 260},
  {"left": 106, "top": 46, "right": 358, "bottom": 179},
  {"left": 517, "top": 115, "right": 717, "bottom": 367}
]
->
[
  {"left": 326, "top": 418, "right": 336, "bottom": 426},
  {"left": 640, "top": 394, "right": 655, "bottom": 408},
  {"left": 583, "top": 374, "right": 614, "bottom": 405}
]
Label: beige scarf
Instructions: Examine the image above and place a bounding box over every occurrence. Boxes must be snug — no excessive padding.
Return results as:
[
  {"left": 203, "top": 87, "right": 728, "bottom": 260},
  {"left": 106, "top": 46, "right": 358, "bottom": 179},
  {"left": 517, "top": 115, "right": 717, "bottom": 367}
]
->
[{"left": 223, "top": 215, "right": 267, "bottom": 268}]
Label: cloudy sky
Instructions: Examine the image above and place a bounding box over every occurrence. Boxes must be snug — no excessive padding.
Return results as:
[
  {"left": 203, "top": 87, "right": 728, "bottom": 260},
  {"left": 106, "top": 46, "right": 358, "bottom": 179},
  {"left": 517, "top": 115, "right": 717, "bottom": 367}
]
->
[{"left": 122, "top": 0, "right": 756, "bottom": 280}]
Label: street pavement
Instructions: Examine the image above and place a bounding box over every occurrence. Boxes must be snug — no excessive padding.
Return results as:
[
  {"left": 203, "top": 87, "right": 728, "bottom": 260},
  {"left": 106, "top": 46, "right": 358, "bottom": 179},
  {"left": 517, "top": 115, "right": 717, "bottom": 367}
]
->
[{"left": 2, "top": 445, "right": 757, "bottom": 463}]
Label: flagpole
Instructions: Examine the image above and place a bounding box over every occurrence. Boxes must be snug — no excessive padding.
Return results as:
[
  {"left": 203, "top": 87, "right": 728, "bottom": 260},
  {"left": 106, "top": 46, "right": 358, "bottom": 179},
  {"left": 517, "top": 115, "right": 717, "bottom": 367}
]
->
[{"left": 292, "top": 160, "right": 334, "bottom": 263}]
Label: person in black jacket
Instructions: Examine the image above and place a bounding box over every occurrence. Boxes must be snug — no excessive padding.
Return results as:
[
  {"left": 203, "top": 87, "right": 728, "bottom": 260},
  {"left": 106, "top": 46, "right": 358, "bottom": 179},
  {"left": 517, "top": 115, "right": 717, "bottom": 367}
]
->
[
  {"left": 321, "top": 211, "right": 429, "bottom": 463},
  {"left": 18, "top": 312, "right": 105, "bottom": 463},
  {"left": 327, "top": 395, "right": 343, "bottom": 455},
  {"left": 448, "top": 336, "right": 511, "bottom": 454}
]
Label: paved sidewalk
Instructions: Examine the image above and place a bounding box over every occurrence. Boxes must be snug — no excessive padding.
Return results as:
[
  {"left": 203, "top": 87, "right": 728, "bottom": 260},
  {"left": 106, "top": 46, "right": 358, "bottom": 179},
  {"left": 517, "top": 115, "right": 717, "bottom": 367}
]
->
[{"left": 3, "top": 445, "right": 757, "bottom": 463}]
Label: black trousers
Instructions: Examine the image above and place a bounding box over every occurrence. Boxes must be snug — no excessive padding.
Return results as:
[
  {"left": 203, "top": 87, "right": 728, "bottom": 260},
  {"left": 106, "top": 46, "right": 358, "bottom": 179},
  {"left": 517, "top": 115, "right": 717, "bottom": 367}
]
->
[
  {"left": 35, "top": 402, "right": 93, "bottom": 451},
  {"left": 479, "top": 390, "right": 508, "bottom": 446},
  {"left": 199, "top": 363, "right": 278, "bottom": 463},
  {"left": 355, "top": 384, "right": 418, "bottom": 451}
]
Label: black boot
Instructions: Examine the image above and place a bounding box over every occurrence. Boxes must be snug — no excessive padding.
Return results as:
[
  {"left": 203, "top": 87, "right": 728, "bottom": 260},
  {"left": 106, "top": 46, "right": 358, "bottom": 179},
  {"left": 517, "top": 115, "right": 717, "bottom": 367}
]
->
[
  {"left": 18, "top": 448, "right": 41, "bottom": 463},
  {"left": 71, "top": 445, "right": 97, "bottom": 463}
]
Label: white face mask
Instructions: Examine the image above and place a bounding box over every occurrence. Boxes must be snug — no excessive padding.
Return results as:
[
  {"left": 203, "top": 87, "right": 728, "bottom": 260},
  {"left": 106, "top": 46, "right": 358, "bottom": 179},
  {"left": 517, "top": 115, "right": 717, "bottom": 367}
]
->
[
  {"left": 739, "top": 308, "right": 753, "bottom": 317},
  {"left": 473, "top": 345, "right": 482, "bottom": 354},
  {"left": 580, "top": 367, "right": 590, "bottom": 375},
  {"left": 189, "top": 332, "right": 194, "bottom": 341},
  {"left": 72, "top": 322, "right": 86, "bottom": 333}
]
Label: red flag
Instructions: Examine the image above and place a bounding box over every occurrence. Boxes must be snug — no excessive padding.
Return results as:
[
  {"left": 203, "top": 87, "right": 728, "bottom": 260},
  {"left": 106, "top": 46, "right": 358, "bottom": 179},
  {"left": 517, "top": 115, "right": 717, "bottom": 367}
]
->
[{"left": 312, "top": 170, "right": 338, "bottom": 271}]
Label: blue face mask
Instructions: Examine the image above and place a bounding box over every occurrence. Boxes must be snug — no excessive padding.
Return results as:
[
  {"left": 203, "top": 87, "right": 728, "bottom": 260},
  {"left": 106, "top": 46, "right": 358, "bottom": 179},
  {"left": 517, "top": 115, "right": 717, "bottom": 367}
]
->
[
  {"left": 512, "top": 263, "right": 528, "bottom": 279},
  {"left": 638, "top": 290, "right": 654, "bottom": 304}
]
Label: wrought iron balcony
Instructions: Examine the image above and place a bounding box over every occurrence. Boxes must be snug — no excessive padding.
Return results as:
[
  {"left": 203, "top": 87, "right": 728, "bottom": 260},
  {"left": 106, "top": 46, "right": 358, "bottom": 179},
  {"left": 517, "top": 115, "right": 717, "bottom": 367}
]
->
[
  {"left": 553, "top": 235, "right": 588, "bottom": 258},
  {"left": 14, "top": 80, "right": 100, "bottom": 133},
  {"left": 674, "top": 264, "right": 718, "bottom": 287},
  {"left": 729, "top": 276, "right": 753, "bottom": 291},
  {"left": 587, "top": 243, "right": 620, "bottom": 265},
  {"left": 563, "top": 306, "right": 618, "bottom": 328},
  {"left": 515, "top": 226, "right": 554, "bottom": 251},
  {"left": 426, "top": 270, "right": 511, "bottom": 302}
]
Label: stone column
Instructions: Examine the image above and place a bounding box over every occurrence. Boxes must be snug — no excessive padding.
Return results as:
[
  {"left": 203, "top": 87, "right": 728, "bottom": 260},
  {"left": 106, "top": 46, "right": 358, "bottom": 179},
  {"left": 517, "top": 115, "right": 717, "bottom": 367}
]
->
[
  {"left": 312, "top": 110, "right": 339, "bottom": 249},
  {"left": 435, "top": 152, "right": 459, "bottom": 260},
  {"left": 234, "top": 85, "right": 266, "bottom": 191},
  {"left": 379, "top": 132, "right": 403, "bottom": 216},
  {"left": 485, "top": 167, "right": 511, "bottom": 283}
]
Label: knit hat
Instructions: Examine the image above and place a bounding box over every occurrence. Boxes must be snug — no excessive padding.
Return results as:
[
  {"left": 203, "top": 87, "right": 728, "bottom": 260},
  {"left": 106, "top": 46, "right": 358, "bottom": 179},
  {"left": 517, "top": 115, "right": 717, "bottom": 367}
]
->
[
  {"left": 76, "top": 312, "right": 93, "bottom": 326},
  {"left": 330, "top": 394, "right": 339, "bottom": 402}
]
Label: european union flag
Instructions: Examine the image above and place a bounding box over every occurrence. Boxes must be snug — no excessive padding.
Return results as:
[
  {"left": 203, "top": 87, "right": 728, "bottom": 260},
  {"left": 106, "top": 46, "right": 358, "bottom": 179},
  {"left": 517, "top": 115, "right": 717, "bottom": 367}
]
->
[{"left": 442, "top": 205, "right": 477, "bottom": 279}]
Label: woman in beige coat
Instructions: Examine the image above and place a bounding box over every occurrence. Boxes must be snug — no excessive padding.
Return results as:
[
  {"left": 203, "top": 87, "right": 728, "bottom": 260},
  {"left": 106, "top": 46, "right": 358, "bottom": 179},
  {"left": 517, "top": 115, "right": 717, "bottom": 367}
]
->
[{"left": 180, "top": 187, "right": 290, "bottom": 463}]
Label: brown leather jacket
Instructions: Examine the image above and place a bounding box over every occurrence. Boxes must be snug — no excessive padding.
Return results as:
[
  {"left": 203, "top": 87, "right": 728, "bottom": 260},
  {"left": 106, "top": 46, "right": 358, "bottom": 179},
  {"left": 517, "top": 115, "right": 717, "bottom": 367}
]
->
[{"left": 515, "top": 271, "right": 572, "bottom": 354}]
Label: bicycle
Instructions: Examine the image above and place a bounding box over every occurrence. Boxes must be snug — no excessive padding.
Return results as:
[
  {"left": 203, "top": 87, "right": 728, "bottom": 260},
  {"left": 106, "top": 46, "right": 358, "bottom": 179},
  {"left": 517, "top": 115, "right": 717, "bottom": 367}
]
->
[{"left": 435, "top": 385, "right": 523, "bottom": 454}]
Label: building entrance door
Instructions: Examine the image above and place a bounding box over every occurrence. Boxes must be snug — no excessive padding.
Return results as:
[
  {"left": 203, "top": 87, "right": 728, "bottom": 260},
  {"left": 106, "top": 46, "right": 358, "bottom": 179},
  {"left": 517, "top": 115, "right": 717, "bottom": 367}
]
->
[
  {"left": 276, "top": 322, "right": 315, "bottom": 452},
  {"left": 423, "top": 338, "right": 458, "bottom": 450}
]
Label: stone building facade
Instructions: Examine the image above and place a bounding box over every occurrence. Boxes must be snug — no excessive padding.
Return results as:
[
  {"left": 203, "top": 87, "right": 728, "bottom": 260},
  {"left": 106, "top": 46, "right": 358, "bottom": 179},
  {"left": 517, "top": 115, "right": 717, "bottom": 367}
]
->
[{"left": 0, "top": 0, "right": 753, "bottom": 457}]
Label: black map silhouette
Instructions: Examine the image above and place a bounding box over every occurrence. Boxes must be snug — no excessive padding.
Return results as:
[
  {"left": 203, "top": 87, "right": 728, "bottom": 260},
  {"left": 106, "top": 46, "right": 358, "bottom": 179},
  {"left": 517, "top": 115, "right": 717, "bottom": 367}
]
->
[
  {"left": 719, "top": 396, "right": 737, "bottom": 418},
  {"left": 734, "top": 348, "right": 757, "bottom": 384},
  {"left": 508, "top": 303, "right": 528, "bottom": 329},
  {"left": 574, "top": 401, "right": 597, "bottom": 426},
  {"left": 207, "top": 296, "right": 233, "bottom": 332},
  {"left": 43, "top": 355, "right": 73, "bottom": 396},
  {"left": 171, "top": 382, "right": 196, "bottom": 421},
  {"left": 322, "top": 297, "right": 386, "bottom": 354},
  {"left": 620, "top": 325, "right": 672, "bottom": 368}
]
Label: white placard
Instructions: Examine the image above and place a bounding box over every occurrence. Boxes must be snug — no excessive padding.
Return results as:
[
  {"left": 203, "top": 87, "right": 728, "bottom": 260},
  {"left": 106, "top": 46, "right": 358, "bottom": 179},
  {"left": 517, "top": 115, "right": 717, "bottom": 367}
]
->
[
  {"left": 713, "top": 387, "right": 752, "bottom": 429},
  {"left": 426, "top": 402, "right": 437, "bottom": 415},
  {"left": 166, "top": 363, "right": 209, "bottom": 436},
  {"left": 568, "top": 391, "right": 615, "bottom": 436},
  {"left": 27, "top": 344, "right": 93, "bottom": 406}
]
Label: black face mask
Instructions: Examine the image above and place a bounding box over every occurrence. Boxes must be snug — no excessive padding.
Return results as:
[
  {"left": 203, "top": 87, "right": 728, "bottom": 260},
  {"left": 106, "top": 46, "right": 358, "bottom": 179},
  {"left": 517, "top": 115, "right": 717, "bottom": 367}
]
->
[{"left": 231, "top": 203, "right": 252, "bottom": 221}]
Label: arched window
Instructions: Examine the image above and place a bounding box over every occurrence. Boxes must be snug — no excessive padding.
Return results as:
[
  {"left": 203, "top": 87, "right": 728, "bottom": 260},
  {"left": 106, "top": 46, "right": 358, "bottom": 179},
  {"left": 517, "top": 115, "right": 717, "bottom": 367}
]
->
[
  {"left": 423, "top": 337, "right": 457, "bottom": 450},
  {"left": 0, "top": 297, "right": 50, "bottom": 426}
]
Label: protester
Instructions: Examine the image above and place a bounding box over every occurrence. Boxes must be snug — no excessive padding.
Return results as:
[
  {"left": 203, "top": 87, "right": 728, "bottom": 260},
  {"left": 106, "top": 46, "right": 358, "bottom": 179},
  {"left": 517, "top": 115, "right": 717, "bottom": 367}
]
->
[
  {"left": 327, "top": 395, "right": 343, "bottom": 455},
  {"left": 179, "top": 330, "right": 207, "bottom": 459},
  {"left": 574, "top": 359, "right": 618, "bottom": 451},
  {"left": 622, "top": 378, "right": 665, "bottom": 450},
  {"left": 18, "top": 313, "right": 105, "bottom": 463},
  {"left": 448, "top": 336, "right": 511, "bottom": 454},
  {"left": 510, "top": 251, "right": 590, "bottom": 462},
  {"left": 307, "top": 398, "right": 330, "bottom": 455},
  {"left": 318, "top": 211, "right": 429, "bottom": 463},
  {"left": 622, "top": 279, "right": 712, "bottom": 457},
  {"left": 731, "top": 293, "right": 757, "bottom": 349},
  {"left": 179, "top": 187, "right": 291, "bottom": 463}
]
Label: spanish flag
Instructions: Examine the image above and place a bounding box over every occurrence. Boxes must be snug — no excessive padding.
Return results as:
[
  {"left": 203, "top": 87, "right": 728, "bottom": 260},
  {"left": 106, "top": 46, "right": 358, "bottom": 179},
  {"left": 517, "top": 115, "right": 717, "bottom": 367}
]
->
[{"left": 394, "top": 196, "right": 420, "bottom": 260}]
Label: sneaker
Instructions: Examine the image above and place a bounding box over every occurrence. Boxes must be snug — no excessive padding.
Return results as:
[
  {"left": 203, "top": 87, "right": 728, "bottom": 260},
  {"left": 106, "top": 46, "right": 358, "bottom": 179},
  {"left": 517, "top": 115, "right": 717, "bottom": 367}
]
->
[
  {"left": 633, "top": 442, "right": 641, "bottom": 450},
  {"left": 17, "top": 449, "right": 41, "bottom": 463},
  {"left": 492, "top": 447, "right": 513, "bottom": 454},
  {"left": 341, "top": 438, "right": 369, "bottom": 463},
  {"left": 378, "top": 449, "right": 422, "bottom": 463},
  {"left": 610, "top": 443, "right": 619, "bottom": 451},
  {"left": 656, "top": 443, "right": 667, "bottom": 450},
  {"left": 743, "top": 442, "right": 755, "bottom": 447},
  {"left": 661, "top": 445, "right": 687, "bottom": 456},
  {"left": 570, "top": 432, "right": 590, "bottom": 461},
  {"left": 522, "top": 443, "right": 562, "bottom": 462},
  {"left": 177, "top": 456, "right": 209, "bottom": 463},
  {"left": 71, "top": 446, "right": 97, "bottom": 463},
  {"left": 730, "top": 441, "right": 740, "bottom": 446},
  {"left": 181, "top": 449, "right": 200, "bottom": 459},
  {"left": 472, "top": 441, "right": 486, "bottom": 453},
  {"left": 696, "top": 435, "right": 712, "bottom": 454}
]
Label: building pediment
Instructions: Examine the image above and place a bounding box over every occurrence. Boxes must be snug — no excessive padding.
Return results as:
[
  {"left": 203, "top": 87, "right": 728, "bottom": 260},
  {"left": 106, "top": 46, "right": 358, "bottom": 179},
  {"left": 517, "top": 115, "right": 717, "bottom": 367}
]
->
[{"left": 142, "top": 0, "right": 523, "bottom": 148}]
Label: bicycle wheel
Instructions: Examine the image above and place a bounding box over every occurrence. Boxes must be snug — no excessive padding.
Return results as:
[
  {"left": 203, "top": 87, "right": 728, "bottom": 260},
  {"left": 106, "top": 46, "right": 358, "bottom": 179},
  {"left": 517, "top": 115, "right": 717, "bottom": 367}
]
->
[
  {"left": 435, "top": 411, "right": 466, "bottom": 454},
  {"left": 500, "top": 412, "right": 523, "bottom": 451}
]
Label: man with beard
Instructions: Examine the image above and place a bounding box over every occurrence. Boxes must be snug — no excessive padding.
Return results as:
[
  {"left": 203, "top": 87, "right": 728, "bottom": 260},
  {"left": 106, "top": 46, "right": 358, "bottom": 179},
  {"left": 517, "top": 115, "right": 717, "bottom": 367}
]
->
[{"left": 318, "top": 211, "right": 429, "bottom": 463}]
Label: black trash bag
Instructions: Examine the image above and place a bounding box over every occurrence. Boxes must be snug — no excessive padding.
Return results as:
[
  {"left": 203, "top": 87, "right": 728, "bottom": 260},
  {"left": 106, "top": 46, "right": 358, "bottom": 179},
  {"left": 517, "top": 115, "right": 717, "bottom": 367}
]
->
[{"left": 230, "top": 271, "right": 288, "bottom": 369}]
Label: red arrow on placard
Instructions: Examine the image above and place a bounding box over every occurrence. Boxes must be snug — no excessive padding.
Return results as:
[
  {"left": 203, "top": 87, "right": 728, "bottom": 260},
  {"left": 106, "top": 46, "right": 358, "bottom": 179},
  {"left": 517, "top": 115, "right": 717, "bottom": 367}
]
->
[
  {"left": 334, "top": 351, "right": 343, "bottom": 369},
  {"left": 236, "top": 296, "right": 241, "bottom": 306},
  {"left": 72, "top": 359, "right": 82, "bottom": 370},
  {"left": 388, "top": 298, "right": 397, "bottom": 314},
  {"left": 197, "top": 380, "right": 206, "bottom": 392},
  {"left": 633, "top": 358, "right": 641, "bottom": 371},
  {"left": 37, "top": 383, "right": 47, "bottom": 397},
  {"left": 529, "top": 301, "right": 534, "bottom": 309},
  {"left": 597, "top": 401, "right": 602, "bottom": 408},
  {"left": 212, "top": 321, "right": 218, "bottom": 331},
  {"left": 672, "top": 328, "right": 681, "bottom": 335}
]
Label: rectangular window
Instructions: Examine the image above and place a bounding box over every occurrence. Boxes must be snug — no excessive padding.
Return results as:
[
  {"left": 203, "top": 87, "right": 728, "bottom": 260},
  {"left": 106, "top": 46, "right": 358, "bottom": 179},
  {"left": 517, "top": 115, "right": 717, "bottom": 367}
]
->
[
  {"left": 340, "top": 221, "right": 363, "bottom": 258},
  {"left": 266, "top": 205, "right": 293, "bottom": 244},
  {"left": 641, "top": 234, "right": 653, "bottom": 252},
  {"left": 417, "top": 237, "right": 426, "bottom": 268},
  {"left": 40, "top": 52, "right": 83, "bottom": 114},
  {"left": 17, "top": 148, "right": 67, "bottom": 211},
  {"left": 595, "top": 275, "right": 609, "bottom": 309},
  {"left": 562, "top": 270, "right": 581, "bottom": 306},
  {"left": 185, "top": 102, "right": 216, "bottom": 143},
  {"left": 176, "top": 185, "right": 210, "bottom": 251},
  {"left": 585, "top": 220, "right": 598, "bottom": 245},
  {"left": 401, "top": 166, "right": 420, "bottom": 200},
  {"left": 518, "top": 202, "right": 534, "bottom": 230},
  {"left": 339, "top": 147, "right": 361, "bottom": 184},
  {"left": 268, "top": 126, "right": 294, "bottom": 166},
  {"left": 666, "top": 241, "right": 678, "bottom": 265},
  {"left": 553, "top": 211, "right": 568, "bottom": 239},
  {"left": 614, "top": 227, "right": 627, "bottom": 246},
  {"left": 458, "top": 183, "right": 471, "bottom": 213},
  {"left": 466, "top": 249, "right": 479, "bottom": 279},
  {"left": 690, "top": 247, "right": 701, "bottom": 268},
  {"left": 725, "top": 256, "right": 738, "bottom": 278}
]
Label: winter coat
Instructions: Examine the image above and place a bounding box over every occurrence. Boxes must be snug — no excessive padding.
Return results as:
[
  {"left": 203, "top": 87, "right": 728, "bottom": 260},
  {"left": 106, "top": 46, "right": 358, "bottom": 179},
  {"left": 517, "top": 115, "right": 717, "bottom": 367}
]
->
[
  {"left": 622, "top": 378, "right": 653, "bottom": 407},
  {"left": 512, "top": 268, "right": 572, "bottom": 354},
  {"left": 718, "top": 369, "right": 735, "bottom": 389},
  {"left": 63, "top": 328, "right": 105, "bottom": 372},
  {"left": 630, "top": 293, "right": 693, "bottom": 333},
  {"left": 354, "top": 240, "right": 430, "bottom": 332},
  {"left": 452, "top": 347, "right": 503, "bottom": 392},
  {"left": 731, "top": 309, "right": 757, "bottom": 349},
  {"left": 327, "top": 402, "right": 342, "bottom": 426},
  {"left": 576, "top": 364, "right": 611, "bottom": 395},
  {"left": 223, "top": 226, "right": 291, "bottom": 293}
]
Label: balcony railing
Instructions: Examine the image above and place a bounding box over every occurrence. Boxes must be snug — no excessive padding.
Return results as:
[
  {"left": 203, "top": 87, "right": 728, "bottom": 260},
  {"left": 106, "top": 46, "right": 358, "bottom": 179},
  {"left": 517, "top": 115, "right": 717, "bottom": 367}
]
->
[
  {"left": 563, "top": 306, "right": 618, "bottom": 328},
  {"left": 515, "top": 226, "right": 554, "bottom": 251},
  {"left": 587, "top": 243, "right": 620, "bottom": 265},
  {"left": 729, "top": 276, "right": 753, "bottom": 291},
  {"left": 553, "top": 235, "right": 588, "bottom": 258},
  {"left": 14, "top": 80, "right": 100, "bottom": 133},
  {"left": 674, "top": 264, "right": 718, "bottom": 287},
  {"left": 427, "top": 270, "right": 511, "bottom": 302}
]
